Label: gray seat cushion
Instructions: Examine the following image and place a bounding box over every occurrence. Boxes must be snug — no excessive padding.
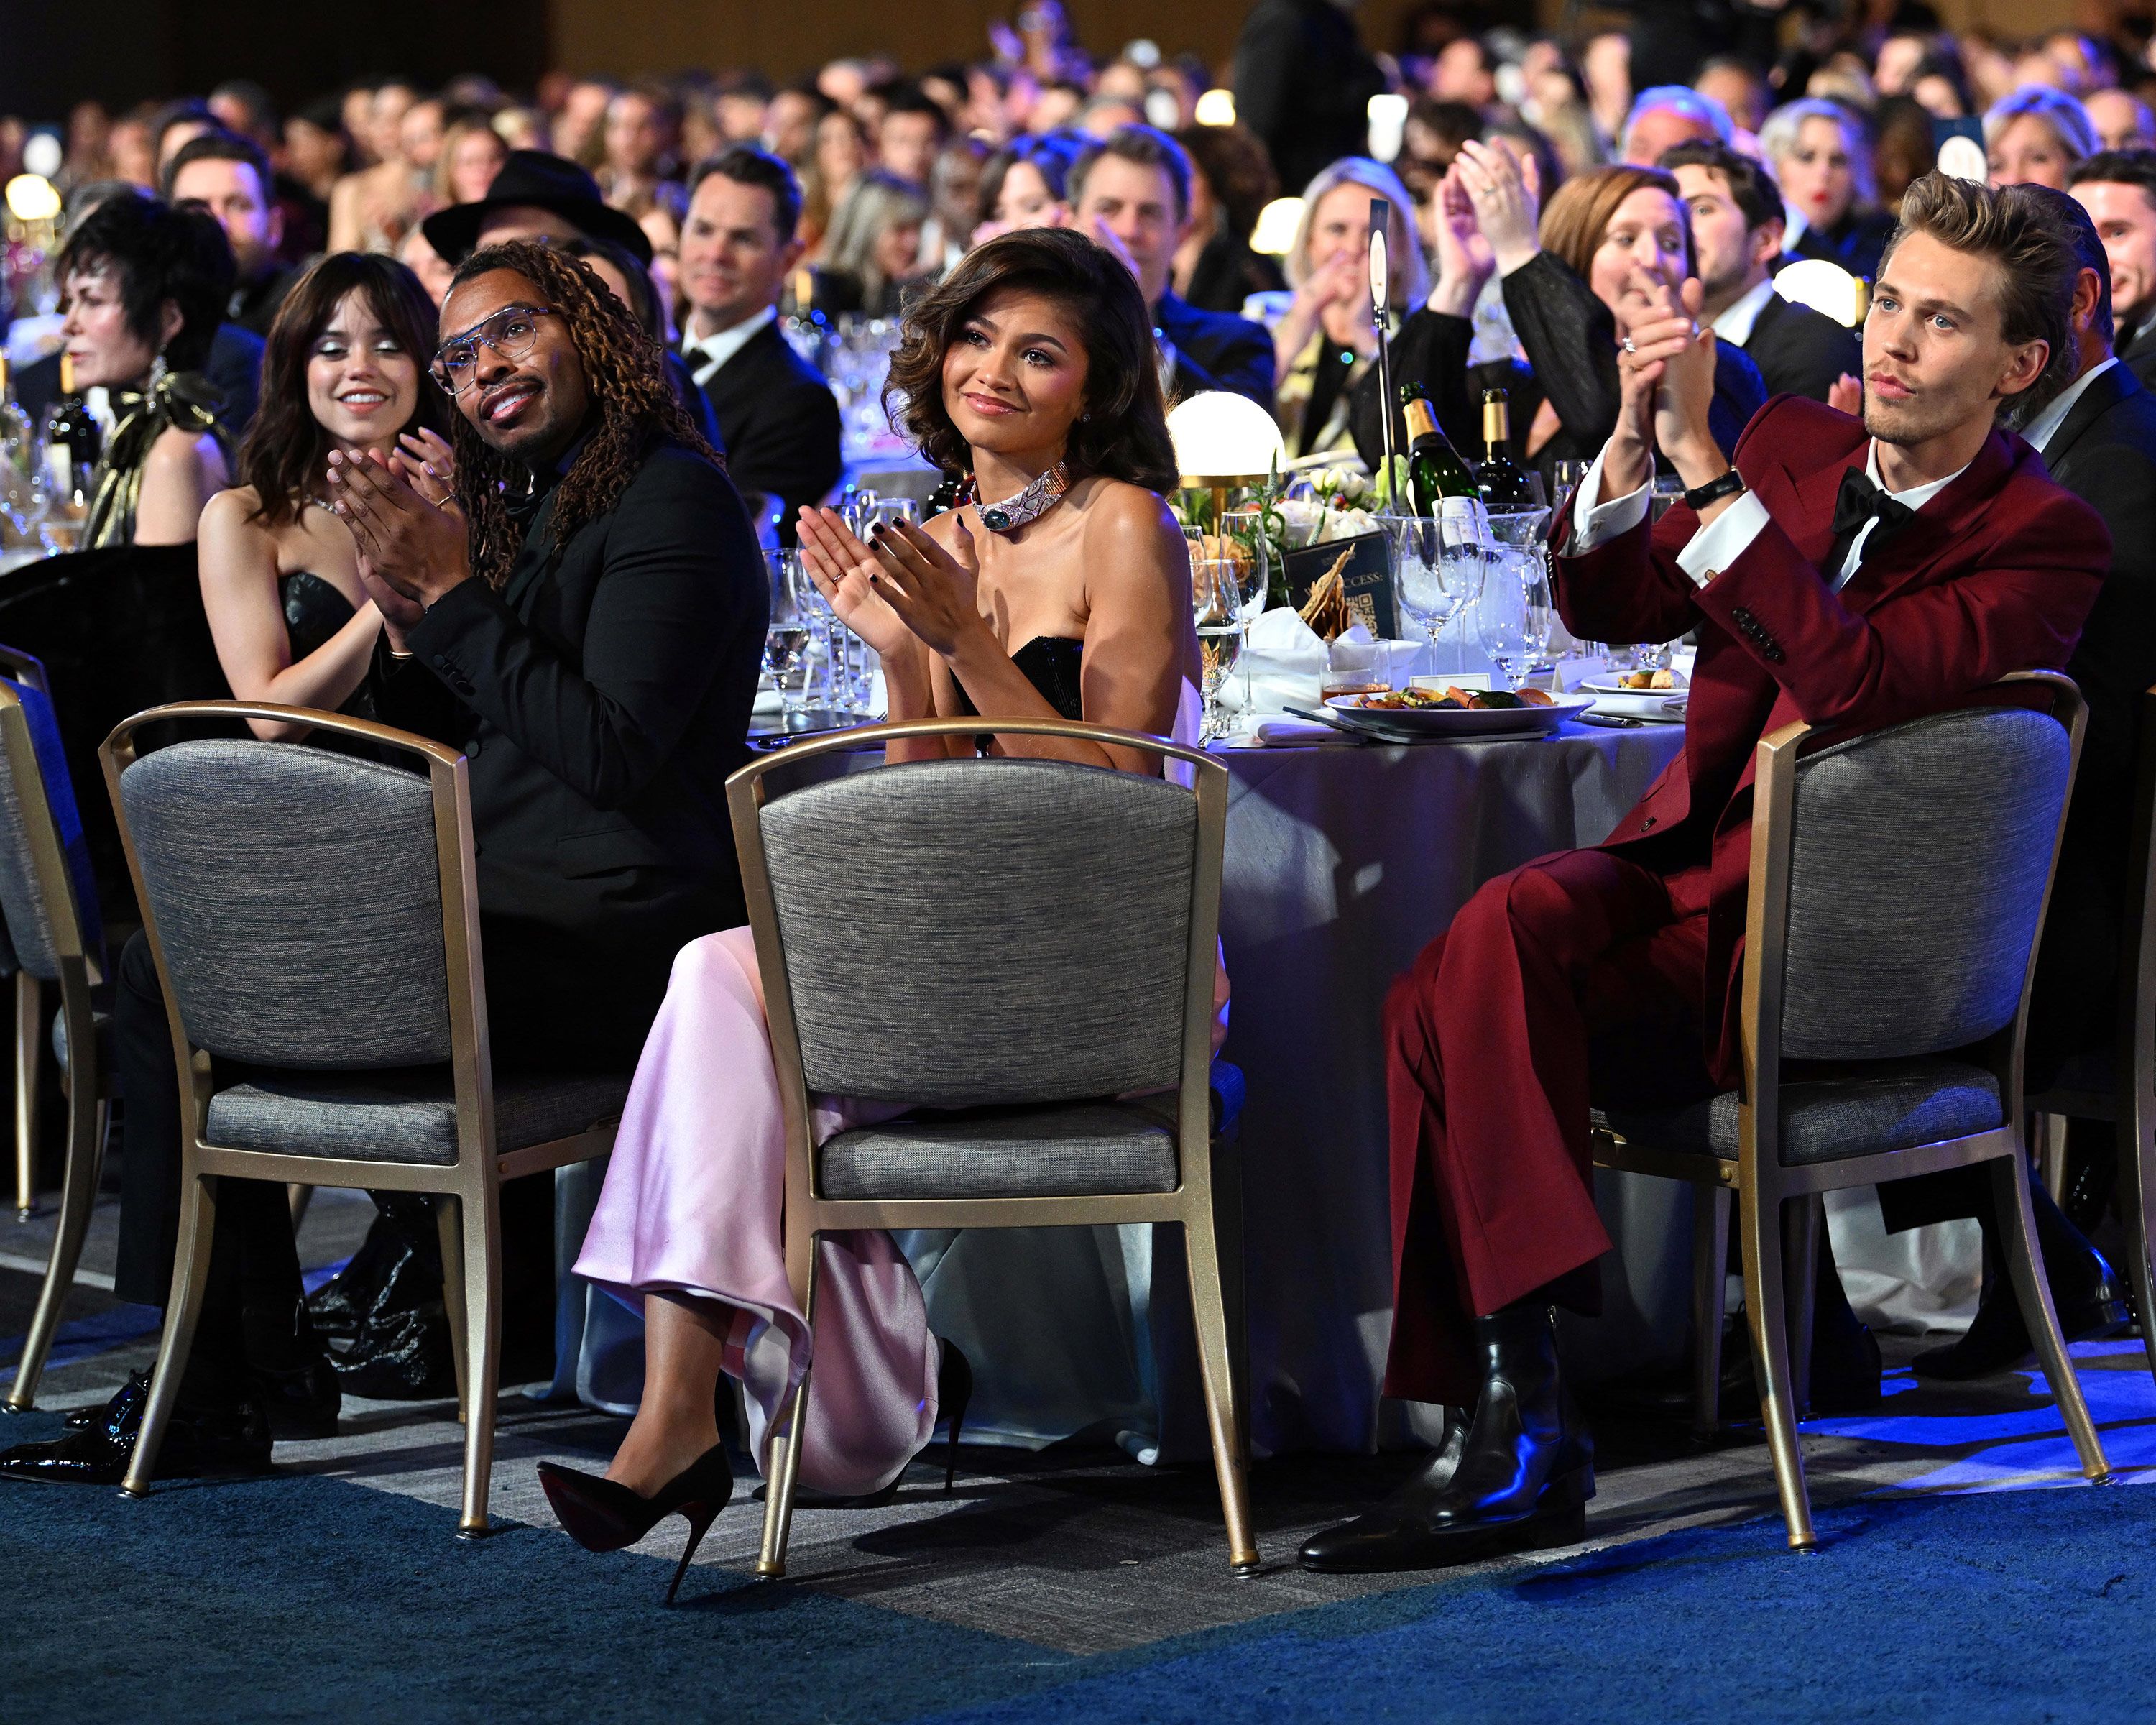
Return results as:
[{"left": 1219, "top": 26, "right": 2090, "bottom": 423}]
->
[
  {"left": 206, "top": 1070, "right": 630, "bottom": 1167},
  {"left": 1605, "top": 1058, "right": 2002, "bottom": 1167},
  {"left": 817, "top": 1099, "right": 1181, "bottom": 1200},
  {"left": 50, "top": 1004, "right": 112, "bottom": 1073}
]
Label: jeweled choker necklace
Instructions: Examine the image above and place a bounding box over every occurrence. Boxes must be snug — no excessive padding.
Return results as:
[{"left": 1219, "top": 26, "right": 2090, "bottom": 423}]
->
[{"left": 975, "top": 461, "right": 1071, "bottom": 533}]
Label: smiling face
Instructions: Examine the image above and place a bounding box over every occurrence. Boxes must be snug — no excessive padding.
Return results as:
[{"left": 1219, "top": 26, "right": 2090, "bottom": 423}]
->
[
  {"left": 1588, "top": 186, "right": 1688, "bottom": 314},
  {"left": 438, "top": 268, "right": 591, "bottom": 463},
  {"left": 1780, "top": 116, "right": 1857, "bottom": 226},
  {"left": 1072, "top": 154, "right": 1186, "bottom": 305},
  {"left": 940, "top": 285, "right": 1090, "bottom": 462},
  {"left": 1674, "top": 164, "right": 1771, "bottom": 303},
  {"left": 680, "top": 171, "right": 801, "bottom": 336},
  {"left": 306, "top": 286, "right": 422, "bottom": 449},
  {"left": 1988, "top": 114, "right": 2075, "bottom": 190},
  {"left": 1305, "top": 181, "right": 1375, "bottom": 282},
  {"left": 1862, "top": 230, "right": 2045, "bottom": 446},
  {"left": 2073, "top": 179, "right": 2156, "bottom": 323}
]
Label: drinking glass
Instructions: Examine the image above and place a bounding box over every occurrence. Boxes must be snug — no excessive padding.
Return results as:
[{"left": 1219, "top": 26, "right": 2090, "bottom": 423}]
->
[
  {"left": 1387, "top": 515, "right": 1452, "bottom": 673},
  {"left": 763, "top": 550, "right": 814, "bottom": 714},
  {"left": 1475, "top": 545, "right": 1554, "bottom": 691},
  {"left": 1190, "top": 550, "right": 1244, "bottom": 742}
]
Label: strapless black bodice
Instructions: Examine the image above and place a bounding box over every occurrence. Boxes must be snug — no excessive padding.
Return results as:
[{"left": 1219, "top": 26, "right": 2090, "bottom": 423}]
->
[
  {"left": 952, "top": 635, "right": 1084, "bottom": 722},
  {"left": 280, "top": 571, "right": 377, "bottom": 722}
]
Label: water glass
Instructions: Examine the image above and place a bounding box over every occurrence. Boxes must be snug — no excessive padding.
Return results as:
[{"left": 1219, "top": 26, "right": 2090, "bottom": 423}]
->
[
  {"left": 1217, "top": 508, "right": 1271, "bottom": 708},
  {"left": 1190, "top": 551, "right": 1243, "bottom": 742},
  {"left": 1475, "top": 546, "right": 1554, "bottom": 691},
  {"left": 763, "top": 550, "right": 814, "bottom": 713}
]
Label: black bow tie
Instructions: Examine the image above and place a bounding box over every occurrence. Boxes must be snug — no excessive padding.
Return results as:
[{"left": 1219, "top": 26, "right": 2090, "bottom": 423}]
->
[{"left": 1824, "top": 466, "right": 1917, "bottom": 579}]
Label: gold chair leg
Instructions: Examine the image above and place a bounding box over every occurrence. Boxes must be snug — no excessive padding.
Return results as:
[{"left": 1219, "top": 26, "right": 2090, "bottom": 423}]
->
[
  {"left": 1739, "top": 1190, "right": 1815, "bottom": 1550},
  {"left": 755, "top": 1241, "right": 819, "bottom": 1580},
  {"left": 121, "top": 1169, "right": 218, "bottom": 1499},
  {"left": 437, "top": 1195, "right": 470, "bottom": 1425},
  {"left": 2122, "top": 1081, "right": 2156, "bottom": 1390},
  {"left": 1691, "top": 1182, "right": 1730, "bottom": 1438},
  {"left": 2035, "top": 1113, "right": 2069, "bottom": 1204},
  {"left": 1784, "top": 1194, "right": 1821, "bottom": 1420},
  {"left": 1183, "top": 1200, "right": 1261, "bottom": 1573},
  {"left": 14, "top": 970, "right": 40, "bottom": 1218},
  {"left": 453, "top": 1182, "right": 502, "bottom": 1538},
  {"left": 6, "top": 1026, "right": 102, "bottom": 1410},
  {"left": 1992, "top": 1154, "right": 2110, "bottom": 1481},
  {"left": 287, "top": 1184, "right": 313, "bottom": 1229}
]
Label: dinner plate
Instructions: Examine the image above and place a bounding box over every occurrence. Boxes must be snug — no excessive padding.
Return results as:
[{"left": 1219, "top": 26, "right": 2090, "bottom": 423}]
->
[
  {"left": 1322, "top": 692, "right": 1597, "bottom": 737},
  {"left": 1581, "top": 674, "right": 1689, "bottom": 694}
]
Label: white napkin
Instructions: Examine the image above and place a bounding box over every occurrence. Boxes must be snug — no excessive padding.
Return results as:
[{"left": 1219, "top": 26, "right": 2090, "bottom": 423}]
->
[
  {"left": 1247, "top": 718, "right": 1350, "bottom": 748},
  {"left": 1234, "top": 613, "right": 1430, "bottom": 718}
]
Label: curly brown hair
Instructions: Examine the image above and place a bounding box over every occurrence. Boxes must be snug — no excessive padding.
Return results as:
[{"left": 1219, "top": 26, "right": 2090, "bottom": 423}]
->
[
  {"left": 443, "top": 239, "right": 722, "bottom": 589},
  {"left": 883, "top": 226, "right": 1178, "bottom": 494},
  {"left": 240, "top": 253, "right": 448, "bottom": 530}
]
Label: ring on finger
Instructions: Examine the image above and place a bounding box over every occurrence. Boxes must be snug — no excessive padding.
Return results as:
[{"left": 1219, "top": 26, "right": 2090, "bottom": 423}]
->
[{"left": 1621, "top": 336, "right": 1637, "bottom": 354}]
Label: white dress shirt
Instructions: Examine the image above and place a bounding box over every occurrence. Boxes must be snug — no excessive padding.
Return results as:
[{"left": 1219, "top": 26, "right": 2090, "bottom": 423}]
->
[
  {"left": 1571, "top": 440, "right": 1968, "bottom": 590},
  {"left": 684, "top": 305, "right": 778, "bottom": 389},
  {"left": 2021, "top": 356, "right": 2119, "bottom": 455},
  {"left": 1709, "top": 277, "right": 1779, "bottom": 349}
]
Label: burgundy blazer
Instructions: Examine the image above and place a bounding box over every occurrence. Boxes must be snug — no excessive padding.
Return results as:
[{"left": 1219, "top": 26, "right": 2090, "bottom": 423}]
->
[{"left": 1552, "top": 395, "right": 2109, "bottom": 1083}]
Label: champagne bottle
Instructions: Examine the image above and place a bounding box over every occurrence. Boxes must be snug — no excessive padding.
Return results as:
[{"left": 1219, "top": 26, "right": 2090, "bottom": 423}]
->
[
  {"left": 1399, "top": 385, "right": 1476, "bottom": 517},
  {"left": 1475, "top": 390, "right": 1537, "bottom": 512},
  {"left": 42, "top": 353, "right": 101, "bottom": 498}
]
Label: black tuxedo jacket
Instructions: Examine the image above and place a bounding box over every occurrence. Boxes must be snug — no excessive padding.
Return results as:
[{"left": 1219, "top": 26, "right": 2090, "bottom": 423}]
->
[
  {"left": 2116, "top": 315, "right": 2156, "bottom": 392},
  {"left": 691, "top": 320, "right": 842, "bottom": 538},
  {"left": 1741, "top": 291, "right": 1860, "bottom": 405},
  {"left": 1154, "top": 290, "right": 1276, "bottom": 408},
  {"left": 375, "top": 436, "right": 765, "bottom": 1059},
  {"left": 2027, "top": 361, "right": 2156, "bottom": 1066}
]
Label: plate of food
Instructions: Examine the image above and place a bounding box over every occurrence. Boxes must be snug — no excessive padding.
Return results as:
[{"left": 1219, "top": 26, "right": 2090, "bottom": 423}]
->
[
  {"left": 1322, "top": 686, "right": 1597, "bottom": 737},
  {"left": 1583, "top": 667, "right": 1688, "bottom": 694}
]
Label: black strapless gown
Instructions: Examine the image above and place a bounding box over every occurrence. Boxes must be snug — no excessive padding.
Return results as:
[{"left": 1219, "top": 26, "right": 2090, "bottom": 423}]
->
[
  {"left": 280, "top": 570, "right": 378, "bottom": 724},
  {"left": 952, "top": 636, "right": 1084, "bottom": 724}
]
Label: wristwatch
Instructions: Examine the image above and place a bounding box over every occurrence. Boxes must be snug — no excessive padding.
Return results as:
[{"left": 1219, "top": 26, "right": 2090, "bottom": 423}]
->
[{"left": 1682, "top": 469, "right": 1747, "bottom": 512}]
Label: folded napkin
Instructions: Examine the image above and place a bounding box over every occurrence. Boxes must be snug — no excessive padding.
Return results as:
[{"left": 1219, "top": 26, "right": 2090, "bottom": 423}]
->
[
  {"left": 1246, "top": 718, "right": 1351, "bottom": 748},
  {"left": 1235, "top": 611, "right": 1432, "bottom": 719}
]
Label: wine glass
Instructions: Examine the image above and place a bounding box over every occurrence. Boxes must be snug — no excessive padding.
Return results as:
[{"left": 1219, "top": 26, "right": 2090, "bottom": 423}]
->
[
  {"left": 1189, "top": 549, "right": 1244, "bottom": 743},
  {"left": 763, "top": 550, "right": 814, "bottom": 717},
  {"left": 1218, "top": 508, "right": 1271, "bottom": 710},
  {"left": 1475, "top": 545, "right": 1554, "bottom": 691}
]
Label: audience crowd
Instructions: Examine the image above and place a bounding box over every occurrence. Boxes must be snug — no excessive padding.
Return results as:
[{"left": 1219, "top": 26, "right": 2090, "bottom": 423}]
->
[{"left": 1, "top": 0, "right": 2155, "bottom": 1586}]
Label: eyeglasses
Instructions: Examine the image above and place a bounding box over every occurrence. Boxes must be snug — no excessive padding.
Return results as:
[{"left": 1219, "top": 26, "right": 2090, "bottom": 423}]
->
[{"left": 429, "top": 304, "right": 556, "bottom": 395}]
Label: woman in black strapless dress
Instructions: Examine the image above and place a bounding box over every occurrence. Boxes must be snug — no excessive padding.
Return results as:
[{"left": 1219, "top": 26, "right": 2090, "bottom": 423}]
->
[{"left": 198, "top": 253, "right": 451, "bottom": 740}]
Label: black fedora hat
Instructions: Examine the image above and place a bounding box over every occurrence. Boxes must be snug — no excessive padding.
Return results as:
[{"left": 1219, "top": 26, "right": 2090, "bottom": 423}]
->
[{"left": 422, "top": 150, "right": 655, "bottom": 268}]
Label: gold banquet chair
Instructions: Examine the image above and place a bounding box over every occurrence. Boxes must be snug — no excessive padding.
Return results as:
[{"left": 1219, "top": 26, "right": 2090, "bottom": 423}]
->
[
  {"left": 102, "top": 703, "right": 630, "bottom": 1535},
  {"left": 2027, "top": 682, "right": 2156, "bottom": 1389},
  {"left": 0, "top": 644, "right": 114, "bottom": 1411},
  {"left": 1593, "top": 673, "right": 2109, "bottom": 1547},
  {"left": 730, "top": 717, "right": 1258, "bottom": 1578}
]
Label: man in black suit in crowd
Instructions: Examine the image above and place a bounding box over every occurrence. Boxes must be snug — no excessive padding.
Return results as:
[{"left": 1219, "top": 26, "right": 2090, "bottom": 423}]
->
[
  {"left": 677, "top": 147, "right": 842, "bottom": 542},
  {"left": 1232, "top": 0, "right": 1385, "bottom": 196},
  {"left": 1876, "top": 188, "right": 2156, "bottom": 1376},
  {"left": 1663, "top": 141, "right": 1861, "bottom": 402},
  {"left": 166, "top": 131, "right": 300, "bottom": 339},
  {"left": 0, "top": 239, "right": 765, "bottom": 1487},
  {"left": 423, "top": 150, "right": 722, "bottom": 455},
  {"left": 1069, "top": 126, "right": 1276, "bottom": 409},
  {"left": 2071, "top": 150, "right": 2156, "bottom": 388}
]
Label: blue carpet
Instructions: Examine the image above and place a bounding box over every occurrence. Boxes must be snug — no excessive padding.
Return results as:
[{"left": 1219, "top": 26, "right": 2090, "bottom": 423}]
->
[{"left": 1, "top": 1402, "right": 2148, "bottom": 1725}]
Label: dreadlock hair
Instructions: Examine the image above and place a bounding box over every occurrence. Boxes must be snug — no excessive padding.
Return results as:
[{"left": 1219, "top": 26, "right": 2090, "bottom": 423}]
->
[{"left": 443, "top": 239, "right": 722, "bottom": 589}]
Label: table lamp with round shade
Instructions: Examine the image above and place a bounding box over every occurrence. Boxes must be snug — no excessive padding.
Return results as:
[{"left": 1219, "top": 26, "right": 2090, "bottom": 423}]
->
[{"left": 1168, "top": 390, "right": 1287, "bottom": 527}]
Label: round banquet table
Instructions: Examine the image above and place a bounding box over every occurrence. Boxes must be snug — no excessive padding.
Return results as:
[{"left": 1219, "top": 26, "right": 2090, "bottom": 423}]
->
[{"left": 548, "top": 719, "right": 1696, "bottom": 1461}]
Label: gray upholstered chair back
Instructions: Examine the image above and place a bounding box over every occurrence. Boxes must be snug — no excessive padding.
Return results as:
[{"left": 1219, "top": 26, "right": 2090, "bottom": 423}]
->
[
  {"left": 0, "top": 678, "right": 100, "bottom": 980},
  {"left": 757, "top": 757, "right": 1198, "bottom": 1105},
  {"left": 1779, "top": 704, "right": 2070, "bottom": 1061},
  {"left": 119, "top": 739, "right": 453, "bottom": 1068}
]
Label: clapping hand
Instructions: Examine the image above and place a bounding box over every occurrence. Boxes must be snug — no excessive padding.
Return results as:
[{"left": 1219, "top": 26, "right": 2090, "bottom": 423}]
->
[
  {"left": 1608, "top": 270, "right": 1716, "bottom": 494},
  {"left": 1828, "top": 372, "right": 1863, "bottom": 416},
  {"left": 1428, "top": 165, "right": 1496, "bottom": 317},
  {"left": 391, "top": 427, "right": 458, "bottom": 508},
  {"left": 796, "top": 506, "right": 918, "bottom": 660},
  {"left": 328, "top": 448, "right": 472, "bottom": 641},
  {"left": 854, "top": 516, "right": 985, "bottom": 658},
  {"left": 1453, "top": 139, "right": 1542, "bottom": 275}
]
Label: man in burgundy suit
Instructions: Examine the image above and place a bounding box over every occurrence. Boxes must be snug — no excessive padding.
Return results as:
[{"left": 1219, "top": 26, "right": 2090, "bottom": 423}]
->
[{"left": 1302, "top": 174, "right": 2111, "bottom": 1574}]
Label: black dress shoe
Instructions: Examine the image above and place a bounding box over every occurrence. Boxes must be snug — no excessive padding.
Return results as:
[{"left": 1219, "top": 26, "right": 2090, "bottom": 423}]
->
[
  {"left": 1913, "top": 1187, "right": 2131, "bottom": 1381},
  {"left": 0, "top": 1376, "right": 272, "bottom": 1485},
  {"left": 60, "top": 1368, "right": 152, "bottom": 1432},
  {"left": 252, "top": 1352, "right": 341, "bottom": 1440},
  {"left": 1299, "top": 1304, "right": 1592, "bottom": 1574}
]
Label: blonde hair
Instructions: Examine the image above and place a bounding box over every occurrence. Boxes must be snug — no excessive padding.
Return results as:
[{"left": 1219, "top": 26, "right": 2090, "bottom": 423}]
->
[{"left": 1286, "top": 157, "right": 1432, "bottom": 310}]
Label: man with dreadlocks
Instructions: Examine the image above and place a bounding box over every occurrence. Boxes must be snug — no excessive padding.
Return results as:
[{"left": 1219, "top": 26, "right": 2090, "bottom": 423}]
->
[{"left": 0, "top": 241, "right": 765, "bottom": 1490}]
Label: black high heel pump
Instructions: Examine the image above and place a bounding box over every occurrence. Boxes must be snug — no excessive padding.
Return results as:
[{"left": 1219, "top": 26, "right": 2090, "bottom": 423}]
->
[{"left": 538, "top": 1443, "right": 734, "bottom": 1605}]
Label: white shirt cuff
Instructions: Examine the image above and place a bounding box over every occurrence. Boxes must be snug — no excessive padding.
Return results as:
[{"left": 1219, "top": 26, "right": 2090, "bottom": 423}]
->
[
  {"left": 1674, "top": 492, "right": 1770, "bottom": 589},
  {"left": 1570, "top": 446, "right": 1651, "bottom": 550}
]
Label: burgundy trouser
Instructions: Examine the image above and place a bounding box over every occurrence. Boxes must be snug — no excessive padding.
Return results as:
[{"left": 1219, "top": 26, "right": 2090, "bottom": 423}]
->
[{"left": 1382, "top": 848, "right": 1723, "bottom": 1406}]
